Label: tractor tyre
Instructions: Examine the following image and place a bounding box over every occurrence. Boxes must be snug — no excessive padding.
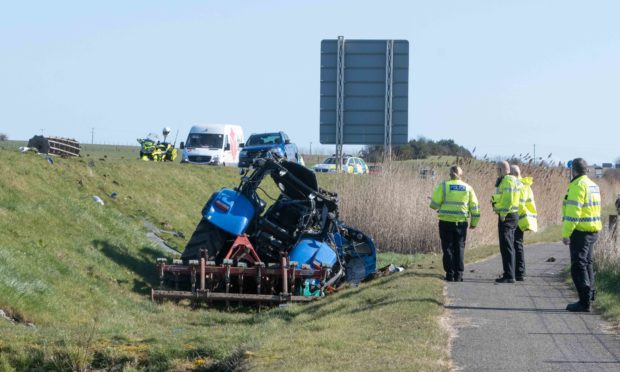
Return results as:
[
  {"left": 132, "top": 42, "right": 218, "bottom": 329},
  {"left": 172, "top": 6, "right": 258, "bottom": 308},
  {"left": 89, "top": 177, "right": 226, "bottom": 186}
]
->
[
  {"left": 27, "top": 135, "right": 50, "bottom": 154},
  {"left": 181, "top": 218, "right": 227, "bottom": 262}
]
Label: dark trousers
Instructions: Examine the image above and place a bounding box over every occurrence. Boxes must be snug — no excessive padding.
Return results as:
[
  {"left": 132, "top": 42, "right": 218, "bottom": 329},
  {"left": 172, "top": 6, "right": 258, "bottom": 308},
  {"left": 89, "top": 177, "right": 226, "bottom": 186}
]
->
[
  {"left": 514, "top": 227, "right": 525, "bottom": 278},
  {"left": 439, "top": 221, "right": 468, "bottom": 278},
  {"left": 569, "top": 230, "right": 598, "bottom": 291},
  {"left": 498, "top": 213, "right": 518, "bottom": 279}
]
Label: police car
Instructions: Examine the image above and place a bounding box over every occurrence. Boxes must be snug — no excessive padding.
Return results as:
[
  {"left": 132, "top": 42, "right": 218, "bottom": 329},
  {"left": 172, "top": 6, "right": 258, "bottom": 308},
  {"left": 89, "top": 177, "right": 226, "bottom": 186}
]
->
[{"left": 313, "top": 156, "right": 369, "bottom": 175}]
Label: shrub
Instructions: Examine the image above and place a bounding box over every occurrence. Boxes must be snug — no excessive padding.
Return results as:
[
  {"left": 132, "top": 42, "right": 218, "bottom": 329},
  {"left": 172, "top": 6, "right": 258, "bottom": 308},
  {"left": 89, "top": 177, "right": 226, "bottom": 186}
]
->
[{"left": 0, "top": 133, "right": 7, "bottom": 141}]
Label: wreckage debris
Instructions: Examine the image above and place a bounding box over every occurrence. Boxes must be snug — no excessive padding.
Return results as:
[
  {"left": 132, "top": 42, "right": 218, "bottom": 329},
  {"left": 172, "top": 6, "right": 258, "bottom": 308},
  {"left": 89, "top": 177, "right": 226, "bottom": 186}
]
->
[
  {"left": 22, "top": 135, "right": 81, "bottom": 157},
  {"left": 152, "top": 153, "right": 377, "bottom": 308}
]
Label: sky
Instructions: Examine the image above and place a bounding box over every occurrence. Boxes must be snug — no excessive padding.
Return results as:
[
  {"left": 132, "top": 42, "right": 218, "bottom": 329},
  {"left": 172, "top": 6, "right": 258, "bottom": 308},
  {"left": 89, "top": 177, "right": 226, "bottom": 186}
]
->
[{"left": 1, "top": 0, "right": 619, "bottom": 165}]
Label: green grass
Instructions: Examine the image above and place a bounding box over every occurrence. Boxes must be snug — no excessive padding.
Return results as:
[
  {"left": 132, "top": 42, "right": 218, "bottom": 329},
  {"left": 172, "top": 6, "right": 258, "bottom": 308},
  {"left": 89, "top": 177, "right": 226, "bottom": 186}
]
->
[
  {"left": 0, "top": 148, "right": 452, "bottom": 370},
  {"left": 592, "top": 262, "right": 620, "bottom": 327}
]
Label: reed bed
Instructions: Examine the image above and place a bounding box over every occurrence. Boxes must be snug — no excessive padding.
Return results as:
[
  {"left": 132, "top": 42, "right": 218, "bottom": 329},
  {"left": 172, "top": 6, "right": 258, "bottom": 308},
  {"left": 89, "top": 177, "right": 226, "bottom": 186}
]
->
[
  {"left": 328, "top": 158, "right": 620, "bottom": 254},
  {"left": 594, "top": 226, "right": 620, "bottom": 275}
]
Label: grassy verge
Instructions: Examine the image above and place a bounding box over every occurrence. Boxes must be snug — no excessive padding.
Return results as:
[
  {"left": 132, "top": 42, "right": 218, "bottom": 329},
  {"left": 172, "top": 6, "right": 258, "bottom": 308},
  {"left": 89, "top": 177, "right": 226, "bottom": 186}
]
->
[
  {"left": 0, "top": 149, "right": 451, "bottom": 370},
  {"left": 591, "top": 222, "right": 620, "bottom": 328}
]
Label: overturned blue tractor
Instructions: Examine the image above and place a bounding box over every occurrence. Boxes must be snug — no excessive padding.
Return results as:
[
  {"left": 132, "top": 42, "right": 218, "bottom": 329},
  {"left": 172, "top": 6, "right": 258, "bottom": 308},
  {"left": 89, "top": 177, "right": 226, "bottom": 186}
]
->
[{"left": 152, "top": 153, "right": 377, "bottom": 306}]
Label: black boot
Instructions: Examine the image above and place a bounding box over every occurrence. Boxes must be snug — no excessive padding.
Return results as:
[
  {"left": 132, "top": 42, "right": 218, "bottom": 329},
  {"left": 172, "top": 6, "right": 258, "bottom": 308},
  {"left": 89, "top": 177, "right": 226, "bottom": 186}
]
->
[
  {"left": 591, "top": 289, "right": 597, "bottom": 302},
  {"left": 566, "top": 287, "right": 591, "bottom": 312},
  {"left": 445, "top": 272, "right": 454, "bottom": 282},
  {"left": 455, "top": 272, "right": 463, "bottom": 282}
]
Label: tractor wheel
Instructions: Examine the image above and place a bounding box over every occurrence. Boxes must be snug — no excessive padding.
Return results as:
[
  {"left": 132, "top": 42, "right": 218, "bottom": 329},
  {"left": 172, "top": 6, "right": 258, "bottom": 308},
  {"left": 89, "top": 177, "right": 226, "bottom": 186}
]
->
[
  {"left": 181, "top": 218, "right": 228, "bottom": 262},
  {"left": 27, "top": 135, "right": 50, "bottom": 154}
]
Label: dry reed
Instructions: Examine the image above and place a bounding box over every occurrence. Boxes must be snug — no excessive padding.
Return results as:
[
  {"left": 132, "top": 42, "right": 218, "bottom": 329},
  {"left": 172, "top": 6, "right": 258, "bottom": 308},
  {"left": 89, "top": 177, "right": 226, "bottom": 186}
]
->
[
  {"left": 594, "top": 226, "right": 620, "bottom": 275},
  {"left": 328, "top": 159, "right": 620, "bottom": 254}
]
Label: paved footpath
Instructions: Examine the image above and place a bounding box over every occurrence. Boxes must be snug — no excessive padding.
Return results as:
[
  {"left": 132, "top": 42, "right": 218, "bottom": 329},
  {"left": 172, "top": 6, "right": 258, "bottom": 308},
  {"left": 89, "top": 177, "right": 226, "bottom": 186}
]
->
[{"left": 447, "top": 243, "right": 620, "bottom": 371}]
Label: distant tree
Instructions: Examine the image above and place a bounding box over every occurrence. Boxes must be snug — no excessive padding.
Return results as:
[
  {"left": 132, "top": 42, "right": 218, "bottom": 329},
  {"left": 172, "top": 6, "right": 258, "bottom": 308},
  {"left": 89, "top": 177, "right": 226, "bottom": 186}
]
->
[
  {"left": 0, "top": 133, "right": 7, "bottom": 141},
  {"left": 361, "top": 137, "right": 472, "bottom": 161}
]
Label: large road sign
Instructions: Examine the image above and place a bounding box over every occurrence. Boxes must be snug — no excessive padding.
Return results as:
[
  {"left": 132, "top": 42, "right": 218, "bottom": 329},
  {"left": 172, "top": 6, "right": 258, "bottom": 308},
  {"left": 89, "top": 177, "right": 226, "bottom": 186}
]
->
[{"left": 320, "top": 38, "right": 409, "bottom": 152}]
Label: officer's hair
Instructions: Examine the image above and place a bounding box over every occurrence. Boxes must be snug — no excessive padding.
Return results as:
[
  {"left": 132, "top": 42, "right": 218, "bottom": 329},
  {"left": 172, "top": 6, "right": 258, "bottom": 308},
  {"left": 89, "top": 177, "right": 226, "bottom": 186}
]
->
[
  {"left": 510, "top": 164, "right": 521, "bottom": 177},
  {"left": 449, "top": 165, "right": 463, "bottom": 179},
  {"left": 496, "top": 161, "right": 510, "bottom": 174},
  {"left": 572, "top": 158, "right": 588, "bottom": 176}
]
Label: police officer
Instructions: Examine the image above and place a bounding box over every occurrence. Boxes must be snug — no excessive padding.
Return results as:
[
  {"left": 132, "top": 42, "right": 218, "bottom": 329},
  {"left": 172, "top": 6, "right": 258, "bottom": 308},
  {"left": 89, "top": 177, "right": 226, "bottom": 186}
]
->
[
  {"left": 511, "top": 164, "right": 538, "bottom": 281},
  {"left": 430, "top": 165, "right": 480, "bottom": 282},
  {"left": 492, "top": 161, "right": 521, "bottom": 283},
  {"left": 563, "top": 158, "right": 602, "bottom": 312}
]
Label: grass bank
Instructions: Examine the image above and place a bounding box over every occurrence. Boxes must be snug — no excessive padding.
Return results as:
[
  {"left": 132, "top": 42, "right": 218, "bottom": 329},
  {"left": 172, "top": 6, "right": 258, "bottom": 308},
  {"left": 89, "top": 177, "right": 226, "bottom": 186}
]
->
[{"left": 0, "top": 149, "right": 452, "bottom": 370}]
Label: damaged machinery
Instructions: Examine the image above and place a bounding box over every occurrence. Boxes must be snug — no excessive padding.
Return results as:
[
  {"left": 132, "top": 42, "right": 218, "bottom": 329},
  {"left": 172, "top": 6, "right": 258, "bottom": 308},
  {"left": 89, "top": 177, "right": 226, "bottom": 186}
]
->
[
  {"left": 23, "top": 135, "right": 81, "bottom": 157},
  {"left": 152, "top": 152, "right": 376, "bottom": 306}
]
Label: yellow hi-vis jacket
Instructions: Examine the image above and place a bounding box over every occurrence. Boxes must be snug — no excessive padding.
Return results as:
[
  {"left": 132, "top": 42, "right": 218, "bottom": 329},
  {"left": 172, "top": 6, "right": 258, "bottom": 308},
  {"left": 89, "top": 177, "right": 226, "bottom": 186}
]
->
[
  {"left": 492, "top": 175, "right": 521, "bottom": 217},
  {"left": 517, "top": 176, "right": 538, "bottom": 232},
  {"left": 430, "top": 179, "right": 480, "bottom": 227},
  {"left": 562, "top": 175, "right": 602, "bottom": 238}
]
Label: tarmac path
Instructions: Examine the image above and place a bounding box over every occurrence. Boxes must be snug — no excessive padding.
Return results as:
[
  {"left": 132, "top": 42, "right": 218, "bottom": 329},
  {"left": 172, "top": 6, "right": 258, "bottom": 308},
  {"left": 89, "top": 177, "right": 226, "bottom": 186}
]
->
[{"left": 447, "top": 243, "right": 620, "bottom": 371}]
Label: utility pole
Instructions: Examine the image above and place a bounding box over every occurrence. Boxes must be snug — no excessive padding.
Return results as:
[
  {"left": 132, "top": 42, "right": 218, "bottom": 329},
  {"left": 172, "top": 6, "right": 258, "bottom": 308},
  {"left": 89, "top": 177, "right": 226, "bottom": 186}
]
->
[
  {"left": 309, "top": 141, "right": 312, "bottom": 156},
  {"left": 91, "top": 128, "right": 95, "bottom": 144}
]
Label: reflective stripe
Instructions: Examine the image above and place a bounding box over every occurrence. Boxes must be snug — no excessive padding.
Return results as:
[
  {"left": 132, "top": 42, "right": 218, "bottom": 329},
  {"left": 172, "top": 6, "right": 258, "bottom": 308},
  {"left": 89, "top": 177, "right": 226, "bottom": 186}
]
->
[
  {"left": 563, "top": 216, "right": 602, "bottom": 223},
  {"left": 438, "top": 210, "right": 469, "bottom": 216},
  {"left": 430, "top": 201, "right": 440, "bottom": 209},
  {"left": 519, "top": 214, "right": 537, "bottom": 220},
  {"left": 497, "top": 206, "right": 519, "bottom": 212},
  {"left": 565, "top": 200, "right": 601, "bottom": 208},
  {"left": 471, "top": 213, "right": 481, "bottom": 217},
  {"left": 443, "top": 201, "right": 467, "bottom": 206}
]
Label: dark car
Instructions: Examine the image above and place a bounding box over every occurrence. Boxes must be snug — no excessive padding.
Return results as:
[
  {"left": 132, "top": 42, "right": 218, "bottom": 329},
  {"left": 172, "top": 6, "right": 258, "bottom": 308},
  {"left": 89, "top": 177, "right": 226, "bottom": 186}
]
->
[{"left": 238, "top": 132, "right": 300, "bottom": 168}]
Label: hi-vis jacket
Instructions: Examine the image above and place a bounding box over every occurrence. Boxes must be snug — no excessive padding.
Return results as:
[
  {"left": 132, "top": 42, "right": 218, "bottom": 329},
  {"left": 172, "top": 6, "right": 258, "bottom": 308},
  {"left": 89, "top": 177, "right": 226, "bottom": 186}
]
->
[
  {"left": 562, "top": 175, "right": 602, "bottom": 238},
  {"left": 517, "top": 176, "right": 538, "bottom": 232},
  {"left": 492, "top": 175, "right": 521, "bottom": 217},
  {"left": 430, "top": 179, "right": 480, "bottom": 227}
]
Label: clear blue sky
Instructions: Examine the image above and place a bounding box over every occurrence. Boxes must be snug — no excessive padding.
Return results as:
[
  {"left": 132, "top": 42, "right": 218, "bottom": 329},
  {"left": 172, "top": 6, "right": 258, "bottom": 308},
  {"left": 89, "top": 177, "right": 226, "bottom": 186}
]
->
[{"left": 1, "top": 0, "right": 619, "bottom": 164}]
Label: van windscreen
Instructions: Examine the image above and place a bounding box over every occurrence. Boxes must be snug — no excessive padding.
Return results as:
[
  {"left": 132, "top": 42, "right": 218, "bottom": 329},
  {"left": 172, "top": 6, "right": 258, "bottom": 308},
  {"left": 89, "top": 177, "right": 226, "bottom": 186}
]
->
[{"left": 186, "top": 133, "right": 224, "bottom": 149}]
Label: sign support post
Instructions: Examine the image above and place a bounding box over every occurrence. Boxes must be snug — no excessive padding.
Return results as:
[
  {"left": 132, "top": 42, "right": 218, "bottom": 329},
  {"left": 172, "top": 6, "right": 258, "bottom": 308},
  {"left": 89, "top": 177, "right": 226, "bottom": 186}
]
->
[
  {"left": 335, "top": 36, "right": 345, "bottom": 171},
  {"left": 384, "top": 40, "right": 394, "bottom": 163}
]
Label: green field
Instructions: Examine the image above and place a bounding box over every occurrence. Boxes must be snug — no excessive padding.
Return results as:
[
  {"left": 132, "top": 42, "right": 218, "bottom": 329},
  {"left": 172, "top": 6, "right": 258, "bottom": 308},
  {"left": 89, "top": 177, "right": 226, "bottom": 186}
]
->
[{"left": 0, "top": 147, "right": 452, "bottom": 370}]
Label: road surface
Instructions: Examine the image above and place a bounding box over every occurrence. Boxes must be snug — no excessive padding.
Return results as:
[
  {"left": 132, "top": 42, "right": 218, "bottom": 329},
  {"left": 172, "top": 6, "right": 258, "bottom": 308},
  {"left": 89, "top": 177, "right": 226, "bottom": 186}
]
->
[{"left": 447, "top": 243, "right": 620, "bottom": 371}]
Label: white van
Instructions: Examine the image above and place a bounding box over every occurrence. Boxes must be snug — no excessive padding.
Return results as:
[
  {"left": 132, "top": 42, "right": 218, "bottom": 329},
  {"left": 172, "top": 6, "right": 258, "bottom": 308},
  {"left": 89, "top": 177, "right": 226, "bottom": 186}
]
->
[{"left": 180, "top": 124, "right": 244, "bottom": 166}]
